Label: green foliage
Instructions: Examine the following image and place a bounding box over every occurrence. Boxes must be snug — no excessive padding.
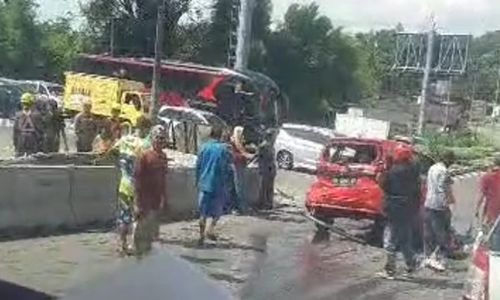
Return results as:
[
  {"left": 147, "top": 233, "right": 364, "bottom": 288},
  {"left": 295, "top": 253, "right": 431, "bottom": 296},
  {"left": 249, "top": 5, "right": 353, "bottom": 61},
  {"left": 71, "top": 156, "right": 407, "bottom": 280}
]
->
[
  {"left": 6, "top": 0, "right": 500, "bottom": 122},
  {"left": 0, "top": 1, "right": 83, "bottom": 81},
  {"left": 0, "top": 0, "right": 42, "bottom": 78},
  {"left": 419, "top": 132, "right": 495, "bottom": 163},
  {"left": 80, "top": 0, "right": 190, "bottom": 56},
  {"left": 264, "top": 3, "right": 362, "bottom": 120},
  {"left": 200, "top": 0, "right": 272, "bottom": 66},
  {"left": 452, "top": 31, "right": 500, "bottom": 102},
  {"left": 39, "top": 18, "right": 85, "bottom": 81}
]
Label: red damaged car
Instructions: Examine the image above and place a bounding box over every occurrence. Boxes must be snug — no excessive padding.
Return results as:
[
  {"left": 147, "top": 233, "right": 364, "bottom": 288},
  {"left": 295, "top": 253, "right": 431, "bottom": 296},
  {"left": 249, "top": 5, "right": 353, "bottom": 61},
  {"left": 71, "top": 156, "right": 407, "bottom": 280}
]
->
[{"left": 305, "top": 137, "right": 418, "bottom": 244}]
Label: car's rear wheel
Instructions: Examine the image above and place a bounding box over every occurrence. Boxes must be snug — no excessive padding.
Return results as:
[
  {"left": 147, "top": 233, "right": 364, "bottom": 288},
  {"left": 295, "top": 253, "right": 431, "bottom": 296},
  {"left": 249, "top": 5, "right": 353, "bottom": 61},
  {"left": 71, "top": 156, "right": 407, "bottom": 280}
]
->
[{"left": 277, "top": 150, "right": 293, "bottom": 170}]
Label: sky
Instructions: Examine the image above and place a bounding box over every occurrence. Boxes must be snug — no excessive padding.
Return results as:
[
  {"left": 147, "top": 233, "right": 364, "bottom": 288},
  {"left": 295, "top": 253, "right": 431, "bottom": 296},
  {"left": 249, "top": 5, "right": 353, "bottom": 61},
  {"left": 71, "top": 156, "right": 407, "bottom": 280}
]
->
[{"left": 37, "top": 0, "right": 500, "bottom": 36}]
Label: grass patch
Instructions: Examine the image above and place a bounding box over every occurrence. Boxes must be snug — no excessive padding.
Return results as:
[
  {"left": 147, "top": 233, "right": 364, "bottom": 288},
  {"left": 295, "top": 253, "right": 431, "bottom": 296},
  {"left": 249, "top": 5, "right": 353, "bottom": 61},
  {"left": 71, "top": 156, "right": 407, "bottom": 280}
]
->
[{"left": 416, "top": 131, "right": 497, "bottom": 164}]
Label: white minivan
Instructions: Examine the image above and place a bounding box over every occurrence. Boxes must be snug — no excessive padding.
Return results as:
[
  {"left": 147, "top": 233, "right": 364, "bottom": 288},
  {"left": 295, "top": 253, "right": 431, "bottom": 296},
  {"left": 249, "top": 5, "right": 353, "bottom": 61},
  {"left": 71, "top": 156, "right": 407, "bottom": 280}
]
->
[{"left": 274, "top": 123, "right": 337, "bottom": 171}]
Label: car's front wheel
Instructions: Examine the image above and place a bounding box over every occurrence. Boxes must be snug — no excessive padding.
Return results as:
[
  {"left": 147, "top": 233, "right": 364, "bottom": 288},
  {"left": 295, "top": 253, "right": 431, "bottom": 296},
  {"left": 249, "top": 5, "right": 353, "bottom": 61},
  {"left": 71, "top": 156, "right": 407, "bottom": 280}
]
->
[{"left": 276, "top": 150, "right": 293, "bottom": 170}]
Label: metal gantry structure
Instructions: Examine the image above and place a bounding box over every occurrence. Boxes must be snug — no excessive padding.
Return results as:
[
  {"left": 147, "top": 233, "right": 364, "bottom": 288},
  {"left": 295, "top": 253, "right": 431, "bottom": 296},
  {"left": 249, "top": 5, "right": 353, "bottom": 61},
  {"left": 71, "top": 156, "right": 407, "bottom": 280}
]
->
[
  {"left": 392, "top": 26, "right": 471, "bottom": 134},
  {"left": 393, "top": 33, "right": 471, "bottom": 75}
]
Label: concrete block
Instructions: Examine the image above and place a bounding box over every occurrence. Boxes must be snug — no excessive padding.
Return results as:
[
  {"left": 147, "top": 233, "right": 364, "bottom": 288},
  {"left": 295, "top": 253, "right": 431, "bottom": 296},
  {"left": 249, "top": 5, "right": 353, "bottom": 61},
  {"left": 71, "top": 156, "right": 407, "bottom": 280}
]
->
[
  {"left": 0, "top": 166, "right": 74, "bottom": 231},
  {"left": 0, "top": 165, "right": 120, "bottom": 236},
  {"left": 0, "top": 168, "right": 20, "bottom": 229},
  {"left": 166, "top": 167, "right": 198, "bottom": 220},
  {"left": 70, "top": 166, "right": 119, "bottom": 226},
  {"left": 164, "top": 166, "right": 261, "bottom": 219}
]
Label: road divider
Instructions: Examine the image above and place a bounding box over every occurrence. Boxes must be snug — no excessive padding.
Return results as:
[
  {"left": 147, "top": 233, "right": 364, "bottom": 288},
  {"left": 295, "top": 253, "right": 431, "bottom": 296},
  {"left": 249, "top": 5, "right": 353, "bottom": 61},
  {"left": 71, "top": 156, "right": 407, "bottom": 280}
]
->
[
  {"left": 0, "top": 161, "right": 262, "bottom": 238},
  {"left": 0, "top": 165, "right": 119, "bottom": 237}
]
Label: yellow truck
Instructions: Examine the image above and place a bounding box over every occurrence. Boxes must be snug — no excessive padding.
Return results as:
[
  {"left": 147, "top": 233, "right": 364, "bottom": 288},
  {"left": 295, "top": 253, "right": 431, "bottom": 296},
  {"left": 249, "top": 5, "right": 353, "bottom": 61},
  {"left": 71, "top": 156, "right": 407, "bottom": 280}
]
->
[{"left": 63, "top": 72, "right": 151, "bottom": 125}]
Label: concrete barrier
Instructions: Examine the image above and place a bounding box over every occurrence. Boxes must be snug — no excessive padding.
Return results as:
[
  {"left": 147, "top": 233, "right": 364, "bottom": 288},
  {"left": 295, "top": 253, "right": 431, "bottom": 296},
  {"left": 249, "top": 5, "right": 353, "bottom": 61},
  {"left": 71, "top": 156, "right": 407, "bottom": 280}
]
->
[
  {"left": 165, "top": 167, "right": 261, "bottom": 220},
  {"left": 69, "top": 166, "right": 119, "bottom": 225},
  {"left": 0, "top": 162, "right": 261, "bottom": 235},
  {"left": 0, "top": 165, "right": 118, "bottom": 236}
]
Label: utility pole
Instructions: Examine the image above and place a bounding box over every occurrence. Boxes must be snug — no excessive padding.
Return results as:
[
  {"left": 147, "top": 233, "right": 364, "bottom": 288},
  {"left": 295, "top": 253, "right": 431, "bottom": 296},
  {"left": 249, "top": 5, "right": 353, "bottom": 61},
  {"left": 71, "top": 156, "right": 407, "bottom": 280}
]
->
[
  {"left": 109, "top": 18, "right": 115, "bottom": 56},
  {"left": 234, "top": 0, "right": 255, "bottom": 70},
  {"left": 495, "top": 67, "right": 500, "bottom": 104},
  {"left": 151, "top": 0, "right": 166, "bottom": 122},
  {"left": 417, "top": 22, "right": 435, "bottom": 135},
  {"left": 444, "top": 77, "right": 452, "bottom": 128}
]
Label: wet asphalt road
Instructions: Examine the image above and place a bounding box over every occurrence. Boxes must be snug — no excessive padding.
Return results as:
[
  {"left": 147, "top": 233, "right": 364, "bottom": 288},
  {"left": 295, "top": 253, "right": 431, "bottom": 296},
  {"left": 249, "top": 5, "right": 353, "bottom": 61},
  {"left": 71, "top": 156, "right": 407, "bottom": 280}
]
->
[{"left": 0, "top": 124, "right": 479, "bottom": 299}]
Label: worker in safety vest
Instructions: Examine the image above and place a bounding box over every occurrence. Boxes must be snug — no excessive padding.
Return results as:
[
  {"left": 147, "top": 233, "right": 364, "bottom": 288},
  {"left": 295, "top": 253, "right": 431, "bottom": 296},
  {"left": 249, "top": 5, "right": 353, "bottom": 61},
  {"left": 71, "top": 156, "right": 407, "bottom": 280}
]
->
[
  {"left": 109, "top": 104, "right": 122, "bottom": 141},
  {"left": 13, "top": 93, "right": 44, "bottom": 157},
  {"left": 74, "top": 100, "right": 99, "bottom": 152}
]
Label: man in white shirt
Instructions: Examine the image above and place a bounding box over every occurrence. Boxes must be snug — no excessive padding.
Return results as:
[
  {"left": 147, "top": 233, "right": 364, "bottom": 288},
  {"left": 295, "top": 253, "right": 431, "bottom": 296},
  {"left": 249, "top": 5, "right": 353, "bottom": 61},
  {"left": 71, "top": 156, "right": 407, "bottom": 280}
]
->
[{"left": 423, "top": 150, "right": 456, "bottom": 271}]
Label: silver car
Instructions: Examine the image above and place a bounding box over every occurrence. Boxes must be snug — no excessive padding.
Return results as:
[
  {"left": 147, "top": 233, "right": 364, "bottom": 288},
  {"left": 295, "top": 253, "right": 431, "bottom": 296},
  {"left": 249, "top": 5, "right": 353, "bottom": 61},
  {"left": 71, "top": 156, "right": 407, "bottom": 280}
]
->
[
  {"left": 274, "top": 123, "right": 336, "bottom": 170},
  {"left": 157, "top": 105, "right": 227, "bottom": 153}
]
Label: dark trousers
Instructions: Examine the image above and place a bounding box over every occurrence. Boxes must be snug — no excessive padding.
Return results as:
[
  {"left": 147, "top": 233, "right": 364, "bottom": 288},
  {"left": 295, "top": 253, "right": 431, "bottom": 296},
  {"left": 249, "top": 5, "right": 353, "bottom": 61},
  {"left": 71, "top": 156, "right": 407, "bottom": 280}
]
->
[
  {"left": 15, "top": 134, "right": 40, "bottom": 157},
  {"left": 258, "top": 171, "right": 276, "bottom": 209},
  {"left": 384, "top": 204, "right": 416, "bottom": 272},
  {"left": 424, "top": 208, "right": 451, "bottom": 259},
  {"left": 233, "top": 164, "right": 246, "bottom": 213},
  {"left": 76, "top": 140, "right": 92, "bottom": 153}
]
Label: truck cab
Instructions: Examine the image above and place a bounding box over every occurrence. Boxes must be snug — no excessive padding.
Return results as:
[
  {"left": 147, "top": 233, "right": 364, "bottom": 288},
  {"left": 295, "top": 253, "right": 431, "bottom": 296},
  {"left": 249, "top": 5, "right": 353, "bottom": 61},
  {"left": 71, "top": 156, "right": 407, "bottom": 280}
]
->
[{"left": 120, "top": 91, "right": 151, "bottom": 125}]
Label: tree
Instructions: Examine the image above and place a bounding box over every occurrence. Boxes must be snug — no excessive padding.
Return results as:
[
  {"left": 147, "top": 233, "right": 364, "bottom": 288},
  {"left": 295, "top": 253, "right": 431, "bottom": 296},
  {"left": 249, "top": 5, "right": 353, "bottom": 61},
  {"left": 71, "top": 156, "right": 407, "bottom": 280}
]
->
[
  {"left": 459, "top": 31, "right": 500, "bottom": 102},
  {"left": 81, "top": 0, "right": 190, "bottom": 57},
  {"left": 39, "top": 18, "right": 86, "bottom": 81},
  {"left": 248, "top": 0, "right": 272, "bottom": 71},
  {"left": 201, "top": 0, "right": 272, "bottom": 66},
  {"left": 0, "top": 0, "right": 42, "bottom": 78},
  {"left": 264, "top": 3, "right": 361, "bottom": 120}
]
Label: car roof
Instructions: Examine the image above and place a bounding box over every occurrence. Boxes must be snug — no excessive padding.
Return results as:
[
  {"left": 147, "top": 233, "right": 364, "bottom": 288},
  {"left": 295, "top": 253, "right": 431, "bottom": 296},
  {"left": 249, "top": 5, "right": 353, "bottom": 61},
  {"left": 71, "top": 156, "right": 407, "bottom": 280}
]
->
[
  {"left": 281, "top": 123, "right": 336, "bottom": 135},
  {"left": 158, "top": 105, "right": 226, "bottom": 126},
  {"left": 159, "top": 105, "right": 213, "bottom": 116}
]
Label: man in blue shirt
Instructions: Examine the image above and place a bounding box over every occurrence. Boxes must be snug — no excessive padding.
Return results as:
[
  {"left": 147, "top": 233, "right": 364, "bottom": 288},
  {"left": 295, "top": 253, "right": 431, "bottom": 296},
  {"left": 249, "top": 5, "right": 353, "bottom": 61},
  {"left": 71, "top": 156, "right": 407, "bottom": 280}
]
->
[{"left": 196, "top": 125, "right": 232, "bottom": 245}]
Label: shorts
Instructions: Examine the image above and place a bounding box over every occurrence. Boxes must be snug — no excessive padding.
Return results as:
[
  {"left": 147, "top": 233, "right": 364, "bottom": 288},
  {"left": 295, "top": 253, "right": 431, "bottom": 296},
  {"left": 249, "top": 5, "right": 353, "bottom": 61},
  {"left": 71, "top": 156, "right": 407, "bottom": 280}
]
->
[
  {"left": 198, "top": 191, "right": 223, "bottom": 219},
  {"left": 117, "top": 193, "right": 134, "bottom": 226}
]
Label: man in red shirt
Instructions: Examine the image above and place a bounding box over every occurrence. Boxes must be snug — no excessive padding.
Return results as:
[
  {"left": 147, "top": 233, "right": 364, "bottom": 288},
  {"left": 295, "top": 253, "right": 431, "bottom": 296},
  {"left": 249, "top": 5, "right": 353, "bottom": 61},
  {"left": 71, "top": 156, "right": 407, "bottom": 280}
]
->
[
  {"left": 477, "top": 156, "right": 500, "bottom": 228},
  {"left": 133, "top": 125, "right": 168, "bottom": 257}
]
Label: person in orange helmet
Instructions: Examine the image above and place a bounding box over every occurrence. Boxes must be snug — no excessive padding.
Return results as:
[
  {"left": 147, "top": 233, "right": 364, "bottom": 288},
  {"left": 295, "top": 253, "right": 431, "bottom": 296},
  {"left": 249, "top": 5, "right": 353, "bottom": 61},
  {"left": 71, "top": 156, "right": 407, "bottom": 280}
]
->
[{"left": 378, "top": 145, "right": 420, "bottom": 279}]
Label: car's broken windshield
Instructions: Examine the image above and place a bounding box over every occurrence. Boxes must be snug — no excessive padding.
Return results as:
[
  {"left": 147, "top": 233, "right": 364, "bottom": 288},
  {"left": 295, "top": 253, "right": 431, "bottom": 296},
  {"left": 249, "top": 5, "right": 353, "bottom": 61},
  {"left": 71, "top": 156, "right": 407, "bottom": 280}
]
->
[{"left": 328, "top": 144, "right": 377, "bottom": 164}]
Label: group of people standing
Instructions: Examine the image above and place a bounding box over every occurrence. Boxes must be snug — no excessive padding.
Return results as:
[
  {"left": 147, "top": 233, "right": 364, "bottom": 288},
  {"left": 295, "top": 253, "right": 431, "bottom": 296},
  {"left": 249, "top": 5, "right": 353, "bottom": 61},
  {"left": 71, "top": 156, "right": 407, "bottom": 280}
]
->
[
  {"left": 12, "top": 93, "right": 123, "bottom": 157},
  {"left": 13, "top": 93, "right": 166, "bottom": 257},
  {"left": 12, "top": 91, "right": 279, "bottom": 256},
  {"left": 380, "top": 146, "right": 500, "bottom": 279},
  {"left": 13, "top": 93, "right": 67, "bottom": 157},
  {"left": 380, "top": 147, "right": 458, "bottom": 278},
  {"left": 195, "top": 125, "right": 277, "bottom": 245}
]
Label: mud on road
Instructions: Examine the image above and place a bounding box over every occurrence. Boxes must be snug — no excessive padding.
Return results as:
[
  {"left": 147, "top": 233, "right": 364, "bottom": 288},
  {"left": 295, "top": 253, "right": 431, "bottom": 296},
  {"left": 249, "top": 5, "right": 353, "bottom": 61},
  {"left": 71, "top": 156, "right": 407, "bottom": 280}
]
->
[
  {"left": 0, "top": 170, "right": 468, "bottom": 300},
  {"left": 0, "top": 122, "right": 473, "bottom": 300}
]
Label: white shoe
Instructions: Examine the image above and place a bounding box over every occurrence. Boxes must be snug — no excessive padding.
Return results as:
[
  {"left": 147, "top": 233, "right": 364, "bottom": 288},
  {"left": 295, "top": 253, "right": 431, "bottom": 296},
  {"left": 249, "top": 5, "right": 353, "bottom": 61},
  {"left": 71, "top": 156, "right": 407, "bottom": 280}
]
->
[
  {"left": 425, "top": 258, "right": 446, "bottom": 272},
  {"left": 376, "top": 270, "right": 395, "bottom": 280}
]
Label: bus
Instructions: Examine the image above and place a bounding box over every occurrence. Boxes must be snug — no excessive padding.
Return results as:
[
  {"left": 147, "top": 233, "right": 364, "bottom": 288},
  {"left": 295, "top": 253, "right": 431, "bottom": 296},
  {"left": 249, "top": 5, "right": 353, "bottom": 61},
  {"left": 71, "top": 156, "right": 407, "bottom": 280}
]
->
[{"left": 73, "top": 54, "right": 288, "bottom": 142}]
